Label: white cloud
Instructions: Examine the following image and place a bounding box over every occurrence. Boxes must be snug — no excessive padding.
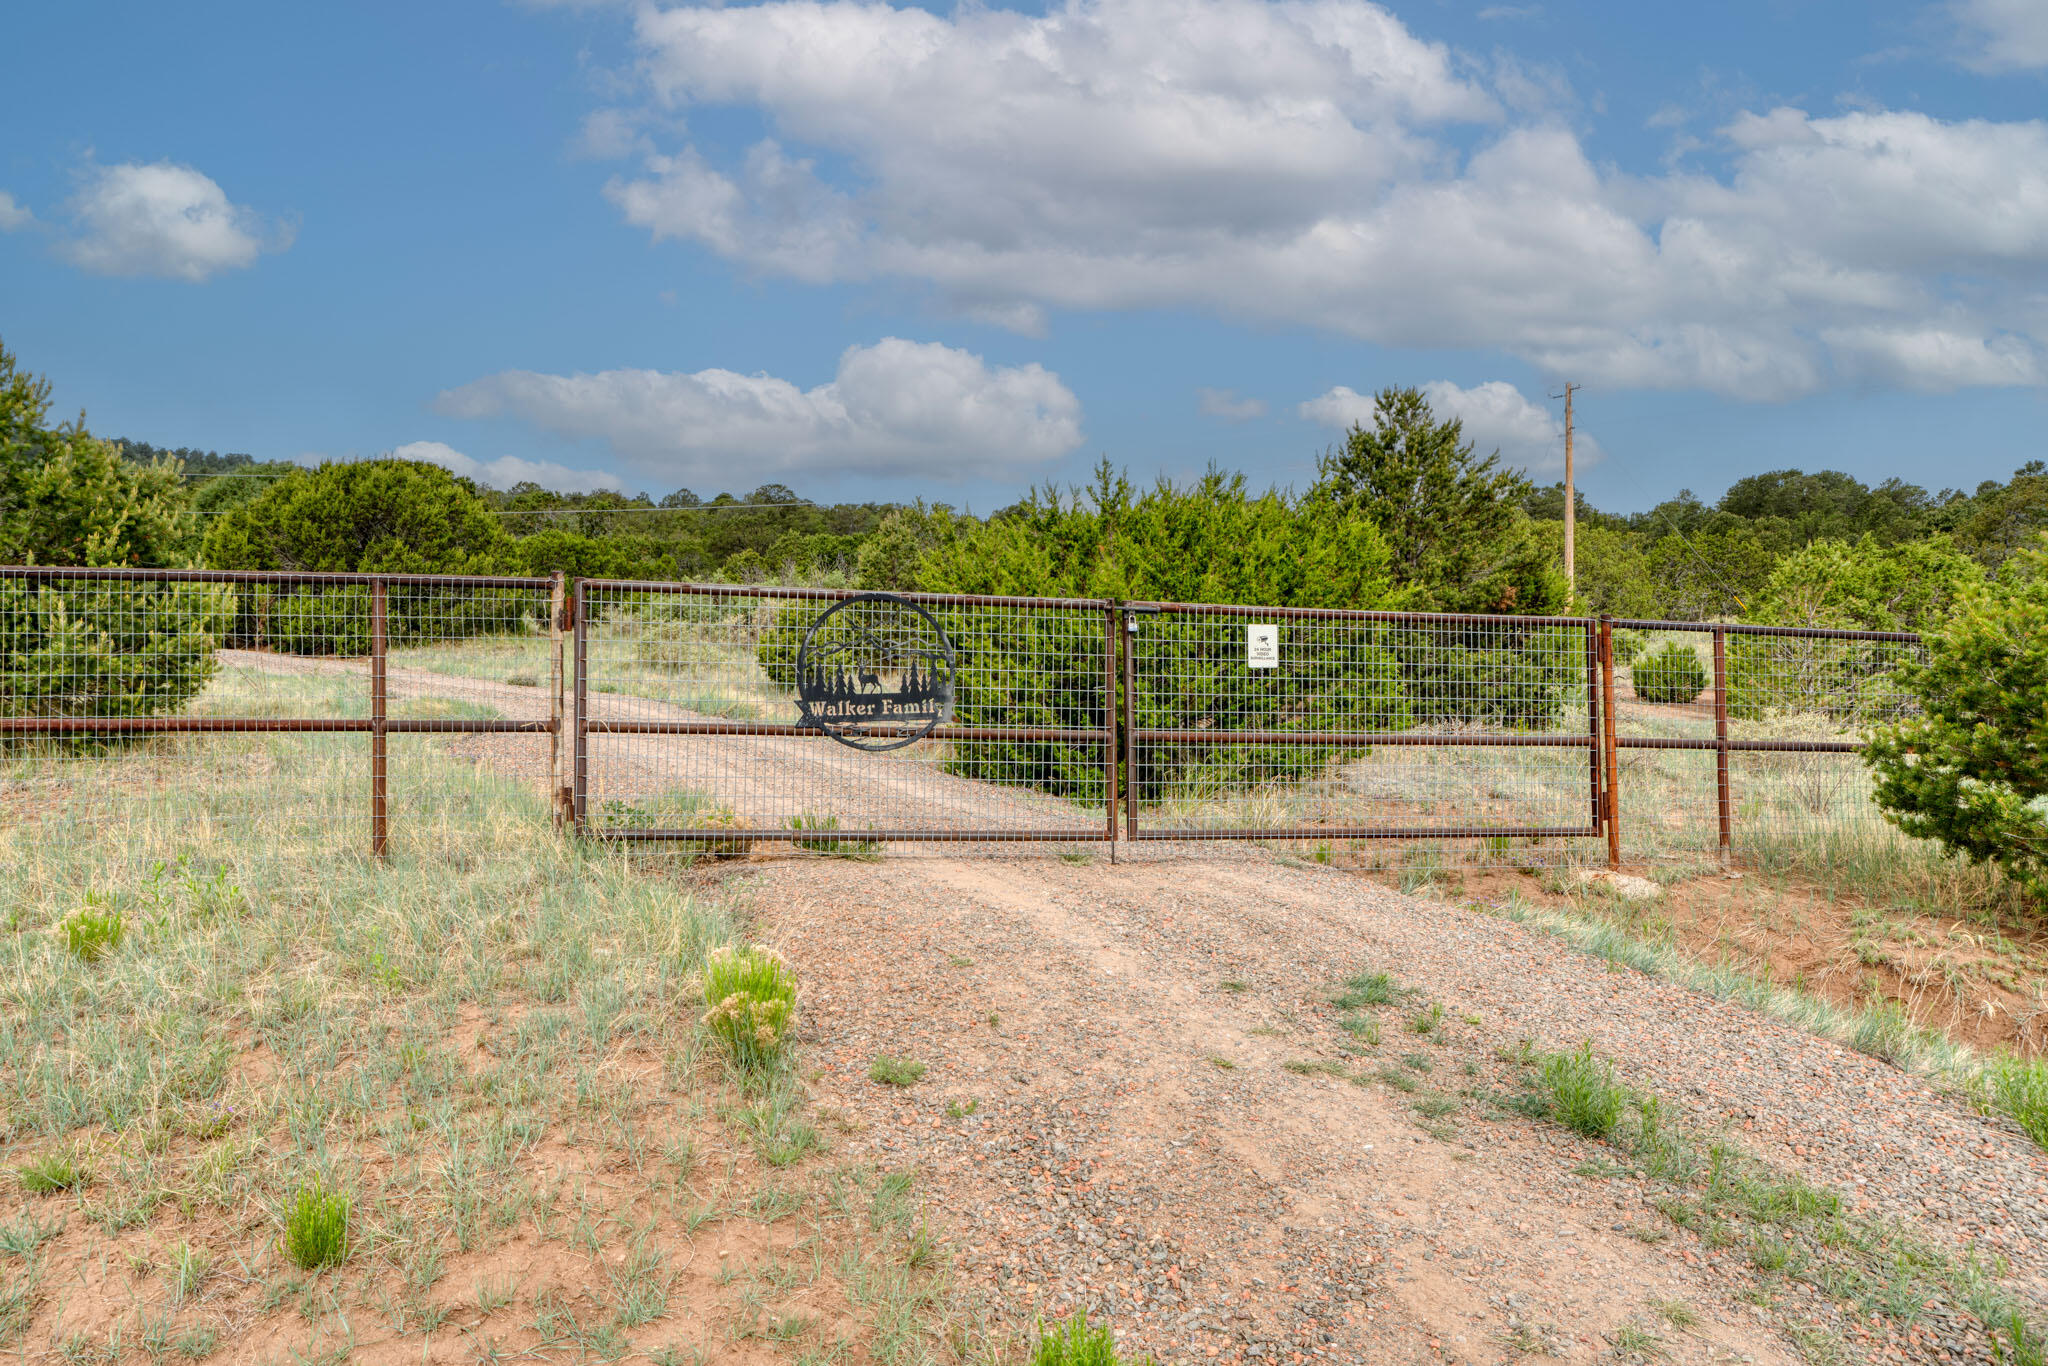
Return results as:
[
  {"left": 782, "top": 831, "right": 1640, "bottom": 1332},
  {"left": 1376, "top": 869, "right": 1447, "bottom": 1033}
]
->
[
  {"left": 961, "top": 301, "right": 1049, "bottom": 337},
  {"left": 0, "top": 192, "right": 31, "bottom": 231},
  {"left": 1297, "top": 386, "right": 1377, "bottom": 430},
  {"left": 1817, "top": 326, "right": 2039, "bottom": 389},
  {"left": 1952, "top": 0, "right": 2048, "bottom": 71},
  {"left": 60, "top": 161, "right": 288, "bottom": 281},
  {"left": 1298, "top": 379, "right": 1598, "bottom": 473},
  {"left": 435, "top": 338, "right": 1083, "bottom": 482},
  {"left": 593, "top": 0, "right": 2048, "bottom": 400},
  {"left": 577, "top": 108, "right": 652, "bottom": 160},
  {"left": 391, "top": 441, "right": 626, "bottom": 493},
  {"left": 1196, "top": 387, "right": 1268, "bottom": 421}
]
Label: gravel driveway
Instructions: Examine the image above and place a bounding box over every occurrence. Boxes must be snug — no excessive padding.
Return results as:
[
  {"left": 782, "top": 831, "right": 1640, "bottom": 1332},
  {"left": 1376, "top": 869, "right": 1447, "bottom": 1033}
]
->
[
  {"left": 761, "top": 854, "right": 2047, "bottom": 1364},
  {"left": 235, "top": 650, "right": 2048, "bottom": 1363}
]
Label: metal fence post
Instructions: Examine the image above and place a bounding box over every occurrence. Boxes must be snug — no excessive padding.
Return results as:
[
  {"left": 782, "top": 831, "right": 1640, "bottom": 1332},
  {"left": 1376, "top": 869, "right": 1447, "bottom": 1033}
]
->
[
  {"left": 1584, "top": 619, "right": 1603, "bottom": 833},
  {"left": 1122, "top": 605, "right": 1139, "bottom": 841},
  {"left": 549, "top": 571, "right": 567, "bottom": 828},
  {"left": 1104, "top": 602, "right": 1120, "bottom": 859},
  {"left": 1713, "top": 625, "right": 1732, "bottom": 867},
  {"left": 1599, "top": 615, "right": 1620, "bottom": 870},
  {"left": 370, "top": 578, "right": 389, "bottom": 858},
  {"left": 572, "top": 578, "right": 589, "bottom": 835}
]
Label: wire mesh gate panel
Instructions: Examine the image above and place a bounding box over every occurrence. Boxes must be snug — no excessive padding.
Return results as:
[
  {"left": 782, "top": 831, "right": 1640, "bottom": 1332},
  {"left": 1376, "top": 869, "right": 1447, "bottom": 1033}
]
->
[
  {"left": 0, "top": 567, "right": 563, "bottom": 858},
  {"left": 573, "top": 581, "right": 1118, "bottom": 845},
  {"left": 1122, "top": 602, "right": 1606, "bottom": 859},
  {"left": 1604, "top": 619, "right": 1927, "bottom": 876}
]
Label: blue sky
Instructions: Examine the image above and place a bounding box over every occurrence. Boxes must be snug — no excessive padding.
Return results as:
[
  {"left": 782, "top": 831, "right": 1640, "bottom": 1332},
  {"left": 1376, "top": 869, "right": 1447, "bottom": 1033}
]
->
[{"left": 2, "top": 0, "right": 2044, "bottom": 513}]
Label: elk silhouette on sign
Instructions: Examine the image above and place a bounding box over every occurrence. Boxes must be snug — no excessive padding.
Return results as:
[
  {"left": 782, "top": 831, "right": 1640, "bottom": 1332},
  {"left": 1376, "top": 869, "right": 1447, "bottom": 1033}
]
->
[{"left": 794, "top": 594, "right": 957, "bottom": 753}]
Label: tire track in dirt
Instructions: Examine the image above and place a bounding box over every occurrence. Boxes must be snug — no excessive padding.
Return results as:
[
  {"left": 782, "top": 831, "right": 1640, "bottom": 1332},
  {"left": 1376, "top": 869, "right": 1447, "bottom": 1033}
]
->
[{"left": 764, "top": 856, "right": 1804, "bottom": 1366}]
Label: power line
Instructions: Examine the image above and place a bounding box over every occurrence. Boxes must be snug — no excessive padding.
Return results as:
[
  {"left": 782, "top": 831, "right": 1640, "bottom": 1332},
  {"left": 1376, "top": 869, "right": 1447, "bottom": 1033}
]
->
[{"left": 177, "top": 500, "right": 876, "bottom": 517}]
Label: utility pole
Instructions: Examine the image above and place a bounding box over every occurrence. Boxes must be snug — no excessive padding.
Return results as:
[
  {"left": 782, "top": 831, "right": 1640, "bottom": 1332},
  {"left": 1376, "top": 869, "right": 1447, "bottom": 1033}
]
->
[{"left": 1559, "top": 382, "right": 1579, "bottom": 602}]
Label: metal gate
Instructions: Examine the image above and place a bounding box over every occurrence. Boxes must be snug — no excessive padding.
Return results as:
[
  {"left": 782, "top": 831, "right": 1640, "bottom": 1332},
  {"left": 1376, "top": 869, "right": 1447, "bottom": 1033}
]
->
[
  {"left": 1, "top": 566, "right": 1919, "bottom": 867},
  {"left": 1118, "top": 601, "right": 1606, "bottom": 847},
  {"left": 572, "top": 583, "right": 1613, "bottom": 856},
  {"left": 571, "top": 581, "right": 1119, "bottom": 845}
]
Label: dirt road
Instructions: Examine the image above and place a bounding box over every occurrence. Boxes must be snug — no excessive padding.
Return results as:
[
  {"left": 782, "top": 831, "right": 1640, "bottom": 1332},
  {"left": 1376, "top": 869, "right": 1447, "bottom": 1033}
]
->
[{"left": 236, "top": 650, "right": 2048, "bottom": 1363}]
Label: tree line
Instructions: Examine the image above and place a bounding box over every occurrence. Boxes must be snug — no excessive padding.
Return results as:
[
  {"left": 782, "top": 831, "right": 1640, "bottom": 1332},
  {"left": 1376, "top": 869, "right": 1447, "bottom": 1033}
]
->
[{"left": 8, "top": 337, "right": 2042, "bottom": 641}]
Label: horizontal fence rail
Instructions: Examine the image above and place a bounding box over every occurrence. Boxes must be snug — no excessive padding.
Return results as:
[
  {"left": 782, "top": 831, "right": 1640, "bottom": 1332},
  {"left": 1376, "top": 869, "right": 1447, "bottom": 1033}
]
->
[
  {"left": 1, "top": 566, "right": 566, "bottom": 856},
  {"left": 0, "top": 564, "right": 1936, "bottom": 877}
]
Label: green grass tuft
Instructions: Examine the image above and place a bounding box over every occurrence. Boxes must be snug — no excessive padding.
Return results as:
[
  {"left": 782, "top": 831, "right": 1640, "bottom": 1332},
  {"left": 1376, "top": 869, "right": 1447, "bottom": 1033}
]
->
[
  {"left": 16, "top": 1152, "right": 82, "bottom": 1195},
  {"left": 788, "top": 812, "right": 880, "bottom": 858},
  {"left": 62, "top": 902, "right": 124, "bottom": 963},
  {"left": 283, "top": 1182, "right": 350, "bottom": 1270},
  {"left": 1536, "top": 1041, "right": 1629, "bottom": 1138},
  {"left": 1030, "top": 1313, "right": 1157, "bottom": 1366},
  {"left": 868, "top": 1055, "right": 926, "bottom": 1087},
  {"left": 1989, "top": 1056, "right": 2048, "bottom": 1150},
  {"left": 1332, "top": 970, "right": 1403, "bottom": 1009},
  {"left": 699, "top": 944, "right": 799, "bottom": 1072}
]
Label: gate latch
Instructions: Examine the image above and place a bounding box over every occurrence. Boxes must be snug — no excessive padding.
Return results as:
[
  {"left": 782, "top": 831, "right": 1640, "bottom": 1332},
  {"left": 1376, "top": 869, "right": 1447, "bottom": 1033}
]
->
[{"left": 1125, "top": 604, "right": 1159, "bottom": 634}]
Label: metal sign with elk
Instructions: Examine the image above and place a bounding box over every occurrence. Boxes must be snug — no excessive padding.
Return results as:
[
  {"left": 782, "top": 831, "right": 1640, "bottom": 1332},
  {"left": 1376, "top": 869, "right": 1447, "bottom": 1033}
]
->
[{"left": 793, "top": 593, "right": 957, "bottom": 751}]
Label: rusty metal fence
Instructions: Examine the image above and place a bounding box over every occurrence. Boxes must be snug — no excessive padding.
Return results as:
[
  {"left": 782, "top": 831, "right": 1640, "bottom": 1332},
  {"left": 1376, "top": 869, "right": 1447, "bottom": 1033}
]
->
[
  {"left": 1, "top": 566, "right": 565, "bottom": 858},
  {"left": 1120, "top": 603, "right": 1605, "bottom": 847},
  {"left": 570, "top": 580, "right": 1118, "bottom": 846},
  {"left": 1, "top": 564, "right": 1932, "bottom": 873}
]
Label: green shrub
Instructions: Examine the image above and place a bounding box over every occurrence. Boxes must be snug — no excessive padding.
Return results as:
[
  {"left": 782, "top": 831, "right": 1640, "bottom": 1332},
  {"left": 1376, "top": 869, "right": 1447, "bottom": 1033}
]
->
[
  {"left": 1631, "top": 641, "right": 1706, "bottom": 704},
  {"left": 1537, "top": 1042, "right": 1629, "bottom": 1138},
  {"left": 0, "top": 579, "right": 231, "bottom": 735},
  {"left": 283, "top": 1182, "right": 350, "bottom": 1269},
  {"left": 1031, "top": 1313, "right": 1157, "bottom": 1366},
  {"left": 1864, "top": 542, "right": 2048, "bottom": 903},
  {"left": 1727, "top": 532, "right": 1981, "bottom": 725},
  {"left": 202, "top": 459, "right": 509, "bottom": 577},
  {"left": 202, "top": 459, "right": 544, "bottom": 655},
  {"left": 62, "top": 901, "right": 124, "bottom": 962},
  {"left": 698, "top": 945, "right": 798, "bottom": 1071}
]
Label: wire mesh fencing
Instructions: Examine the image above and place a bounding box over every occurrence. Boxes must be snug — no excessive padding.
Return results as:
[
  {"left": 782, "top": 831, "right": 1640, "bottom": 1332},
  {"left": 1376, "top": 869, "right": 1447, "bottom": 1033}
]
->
[
  {"left": 0, "top": 568, "right": 564, "bottom": 860},
  {"left": 0, "top": 565, "right": 1950, "bottom": 886},
  {"left": 573, "top": 581, "right": 1118, "bottom": 848},
  {"left": 1122, "top": 604, "right": 1604, "bottom": 865},
  {"left": 1607, "top": 619, "right": 1929, "bottom": 880}
]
